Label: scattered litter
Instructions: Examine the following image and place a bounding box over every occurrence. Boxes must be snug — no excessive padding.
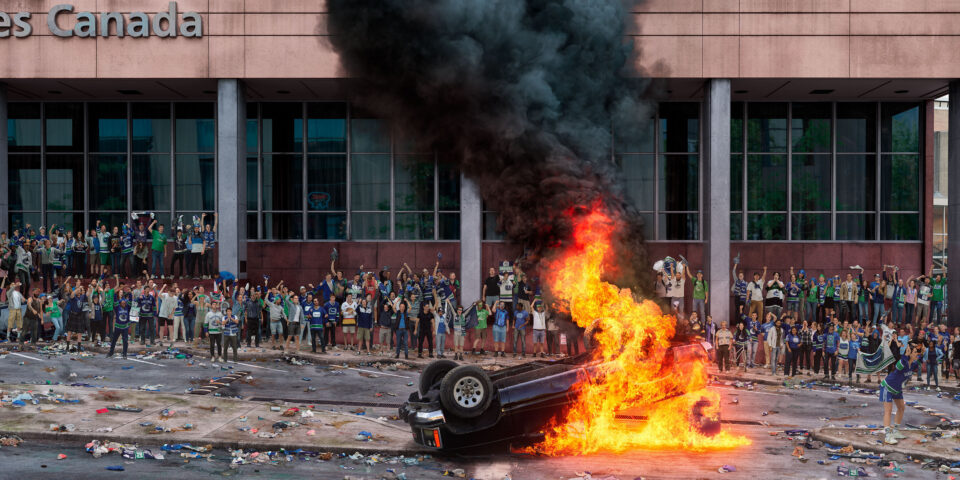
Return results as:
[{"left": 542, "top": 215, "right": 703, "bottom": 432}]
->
[
  {"left": 105, "top": 466, "right": 124, "bottom": 471},
  {"left": 57, "top": 453, "right": 67, "bottom": 460},
  {"left": 718, "top": 465, "right": 736, "bottom": 473}
]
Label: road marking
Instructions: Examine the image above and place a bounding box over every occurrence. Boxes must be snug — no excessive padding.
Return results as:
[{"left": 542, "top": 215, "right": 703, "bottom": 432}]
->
[
  {"left": 9, "top": 352, "right": 45, "bottom": 362},
  {"left": 232, "top": 361, "right": 286, "bottom": 372},
  {"left": 348, "top": 367, "right": 412, "bottom": 379},
  {"left": 127, "top": 357, "right": 165, "bottom": 367}
]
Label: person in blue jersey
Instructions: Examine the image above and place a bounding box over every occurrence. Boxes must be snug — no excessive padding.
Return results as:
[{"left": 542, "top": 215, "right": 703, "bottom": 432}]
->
[
  {"left": 746, "top": 311, "right": 760, "bottom": 369},
  {"left": 308, "top": 297, "right": 326, "bottom": 353},
  {"left": 323, "top": 294, "right": 339, "bottom": 349},
  {"left": 731, "top": 263, "right": 748, "bottom": 322},
  {"left": 784, "top": 325, "right": 800, "bottom": 377},
  {"left": 823, "top": 323, "right": 841, "bottom": 380},
  {"left": 393, "top": 301, "right": 414, "bottom": 359},
  {"left": 880, "top": 341, "right": 924, "bottom": 445},
  {"left": 926, "top": 332, "right": 942, "bottom": 388},
  {"left": 785, "top": 273, "right": 802, "bottom": 318},
  {"left": 106, "top": 298, "right": 132, "bottom": 359},
  {"left": 492, "top": 301, "right": 510, "bottom": 358},
  {"left": 847, "top": 329, "right": 861, "bottom": 383}
]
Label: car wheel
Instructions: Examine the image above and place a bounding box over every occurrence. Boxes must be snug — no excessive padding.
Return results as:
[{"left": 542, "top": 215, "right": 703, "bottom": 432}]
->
[
  {"left": 691, "top": 397, "right": 721, "bottom": 436},
  {"left": 439, "top": 365, "right": 494, "bottom": 419},
  {"left": 419, "top": 359, "right": 460, "bottom": 396}
]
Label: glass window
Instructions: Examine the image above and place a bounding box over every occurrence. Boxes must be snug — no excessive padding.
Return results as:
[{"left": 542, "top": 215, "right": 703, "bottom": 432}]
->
[
  {"left": 247, "top": 212, "right": 258, "bottom": 239},
  {"left": 395, "top": 155, "right": 435, "bottom": 211},
  {"left": 791, "top": 103, "right": 831, "bottom": 153},
  {"left": 747, "top": 213, "right": 786, "bottom": 240},
  {"left": 934, "top": 235, "right": 946, "bottom": 258},
  {"left": 45, "top": 103, "right": 84, "bottom": 152},
  {"left": 658, "top": 154, "right": 698, "bottom": 211},
  {"left": 747, "top": 154, "right": 787, "bottom": 211},
  {"left": 8, "top": 103, "right": 41, "bottom": 152},
  {"left": 881, "top": 213, "right": 919, "bottom": 241},
  {"left": 262, "top": 154, "right": 303, "bottom": 210},
  {"left": 351, "top": 212, "right": 390, "bottom": 240},
  {"left": 837, "top": 103, "right": 876, "bottom": 153},
  {"left": 307, "top": 155, "right": 347, "bottom": 211},
  {"left": 90, "top": 212, "right": 127, "bottom": 233},
  {"left": 307, "top": 103, "right": 346, "bottom": 153},
  {"left": 747, "top": 103, "right": 787, "bottom": 152},
  {"left": 46, "top": 154, "right": 84, "bottom": 211},
  {"left": 175, "top": 212, "right": 212, "bottom": 233},
  {"left": 395, "top": 212, "right": 434, "bottom": 240},
  {"left": 934, "top": 205, "right": 947, "bottom": 236},
  {"left": 880, "top": 154, "right": 919, "bottom": 212},
  {"left": 438, "top": 163, "right": 460, "bottom": 211},
  {"left": 46, "top": 212, "right": 84, "bottom": 234},
  {"left": 791, "top": 213, "right": 830, "bottom": 240},
  {"left": 246, "top": 156, "right": 258, "bottom": 210},
  {"left": 614, "top": 109, "right": 655, "bottom": 153},
  {"left": 351, "top": 154, "right": 390, "bottom": 211},
  {"left": 261, "top": 102, "right": 301, "bottom": 153},
  {"left": 9, "top": 212, "right": 41, "bottom": 234},
  {"left": 307, "top": 213, "right": 347, "bottom": 240},
  {"left": 89, "top": 154, "right": 127, "bottom": 210},
  {"left": 483, "top": 212, "right": 503, "bottom": 240},
  {"left": 351, "top": 116, "right": 391, "bottom": 153},
  {"left": 881, "top": 103, "right": 919, "bottom": 152},
  {"left": 730, "top": 154, "right": 743, "bottom": 211},
  {"left": 439, "top": 213, "right": 460, "bottom": 240},
  {"left": 263, "top": 212, "right": 303, "bottom": 240},
  {"left": 835, "top": 154, "right": 876, "bottom": 211},
  {"left": 659, "top": 103, "right": 699, "bottom": 153},
  {"left": 730, "top": 102, "right": 744, "bottom": 153},
  {"left": 88, "top": 103, "right": 127, "bottom": 152},
  {"left": 176, "top": 154, "right": 216, "bottom": 211},
  {"left": 836, "top": 213, "right": 875, "bottom": 241},
  {"left": 246, "top": 103, "right": 258, "bottom": 153},
  {"left": 132, "top": 103, "right": 171, "bottom": 152},
  {"left": 9, "top": 154, "right": 41, "bottom": 211},
  {"left": 131, "top": 154, "right": 171, "bottom": 211},
  {"left": 792, "top": 154, "right": 831, "bottom": 211},
  {"left": 619, "top": 154, "right": 655, "bottom": 211},
  {"left": 658, "top": 213, "right": 698, "bottom": 240},
  {"left": 730, "top": 213, "right": 742, "bottom": 240},
  {"left": 175, "top": 103, "right": 215, "bottom": 153}
]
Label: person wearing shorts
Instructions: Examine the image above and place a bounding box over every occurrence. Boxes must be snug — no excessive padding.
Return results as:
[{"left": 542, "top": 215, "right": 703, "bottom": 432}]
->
[
  {"left": 356, "top": 297, "right": 374, "bottom": 355},
  {"left": 6, "top": 282, "right": 23, "bottom": 342},
  {"left": 266, "top": 296, "right": 285, "bottom": 349},
  {"left": 492, "top": 301, "right": 510, "bottom": 357},
  {"left": 531, "top": 302, "right": 548, "bottom": 358},
  {"left": 880, "top": 341, "right": 923, "bottom": 445},
  {"left": 451, "top": 304, "right": 467, "bottom": 361},
  {"left": 283, "top": 295, "right": 302, "bottom": 352},
  {"left": 340, "top": 293, "right": 358, "bottom": 350},
  {"left": 377, "top": 302, "right": 394, "bottom": 354},
  {"left": 472, "top": 301, "right": 490, "bottom": 355}
]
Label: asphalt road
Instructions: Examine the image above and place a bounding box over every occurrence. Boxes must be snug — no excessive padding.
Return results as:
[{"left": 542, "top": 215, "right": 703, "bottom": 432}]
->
[{"left": 3, "top": 348, "right": 960, "bottom": 479}]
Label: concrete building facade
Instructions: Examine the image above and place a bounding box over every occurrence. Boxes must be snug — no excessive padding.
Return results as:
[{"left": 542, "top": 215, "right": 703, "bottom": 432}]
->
[{"left": 1, "top": 0, "right": 957, "bottom": 323}]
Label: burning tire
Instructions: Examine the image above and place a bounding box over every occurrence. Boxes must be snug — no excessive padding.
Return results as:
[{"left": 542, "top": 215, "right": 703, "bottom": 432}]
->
[
  {"left": 691, "top": 397, "right": 722, "bottom": 436},
  {"left": 419, "top": 359, "right": 459, "bottom": 396},
  {"left": 439, "top": 365, "right": 493, "bottom": 419}
]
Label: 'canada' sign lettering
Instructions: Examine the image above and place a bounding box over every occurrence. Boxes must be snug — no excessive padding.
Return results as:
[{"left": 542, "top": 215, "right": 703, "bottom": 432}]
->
[{"left": 0, "top": 2, "right": 202, "bottom": 38}]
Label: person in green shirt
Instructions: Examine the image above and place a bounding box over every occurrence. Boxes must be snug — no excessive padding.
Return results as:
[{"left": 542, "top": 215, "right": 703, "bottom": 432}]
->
[
  {"left": 148, "top": 219, "right": 167, "bottom": 279},
  {"left": 472, "top": 300, "right": 490, "bottom": 355},
  {"left": 101, "top": 275, "right": 119, "bottom": 337},
  {"left": 686, "top": 268, "right": 709, "bottom": 330},
  {"left": 45, "top": 295, "right": 65, "bottom": 343},
  {"left": 930, "top": 267, "right": 946, "bottom": 324}
]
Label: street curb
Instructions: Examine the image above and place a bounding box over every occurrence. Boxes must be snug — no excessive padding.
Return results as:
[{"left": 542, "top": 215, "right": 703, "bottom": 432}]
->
[
  {"left": 0, "top": 429, "right": 429, "bottom": 456},
  {"left": 713, "top": 372, "right": 960, "bottom": 395},
  {"left": 809, "top": 428, "right": 960, "bottom": 464}
]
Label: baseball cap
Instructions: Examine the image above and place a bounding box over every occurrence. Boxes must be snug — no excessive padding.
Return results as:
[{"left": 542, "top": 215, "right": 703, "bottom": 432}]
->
[{"left": 799, "top": 269, "right": 805, "bottom": 275}]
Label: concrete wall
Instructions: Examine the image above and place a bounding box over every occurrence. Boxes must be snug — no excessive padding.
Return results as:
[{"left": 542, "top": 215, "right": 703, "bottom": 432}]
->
[{"left": 3, "top": 0, "right": 960, "bottom": 79}]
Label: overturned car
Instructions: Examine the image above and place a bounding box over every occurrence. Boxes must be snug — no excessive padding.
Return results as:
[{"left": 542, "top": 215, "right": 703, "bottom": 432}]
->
[{"left": 399, "top": 341, "right": 718, "bottom": 451}]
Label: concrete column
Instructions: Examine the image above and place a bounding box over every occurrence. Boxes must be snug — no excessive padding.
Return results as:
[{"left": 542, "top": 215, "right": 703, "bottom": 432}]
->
[
  {"left": 0, "top": 84, "right": 7, "bottom": 233},
  {"left": 460, "top": 173, "right": 482, "bottom": 305},
  {"left": 216, "top": 79, "right": 246, "bottom": 277},
  {"left": 947, "top": 81, "right": 960, "bottom": 328},
  {"left": 703, "top": 79, "right": 731, "bottom": 326}
]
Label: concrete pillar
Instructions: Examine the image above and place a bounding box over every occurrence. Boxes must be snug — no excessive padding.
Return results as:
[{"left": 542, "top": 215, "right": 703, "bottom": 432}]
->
[
  {"left": 947, "top": 81, "right": 960, "bottom": 328},
  {"left": 460, "top": 174, "right": 482, "bottom": 305},
  {"left": 0, "top": 84, "right": 7, "bottom": 232},
  {"left": 216, "top": 79, "right": 246, "bottom": 277},
  {"left": 703, "top": 79, "right": 731, "bottom": 326}
]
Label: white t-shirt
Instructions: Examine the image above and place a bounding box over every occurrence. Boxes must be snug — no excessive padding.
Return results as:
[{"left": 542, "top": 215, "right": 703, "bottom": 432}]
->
[
  {"left": 341, "top": 300, "right": 358, "bottom": 319},
  {"left": 918, "top": 284, "right": 932, "bottom": 306},
  {"left": 670, "top": 277, "right": 685, "bottom": 298},
  {"left": 532, "top": 310, "right": 547, "bottom": 330},
  {"left": 747, "top": 281, "right": 764, "bottom": 302}
]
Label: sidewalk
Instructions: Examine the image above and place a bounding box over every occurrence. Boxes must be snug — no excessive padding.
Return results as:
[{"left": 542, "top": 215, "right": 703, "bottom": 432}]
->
[
  {"left": 812, "top": 427, "right": 960, "bottom": 464},
  {"left": 0, "top": 383, "right": 423, "bottom": 454},
  {"left": 709, "top": 365, "right": 960, "bottom": 396}
]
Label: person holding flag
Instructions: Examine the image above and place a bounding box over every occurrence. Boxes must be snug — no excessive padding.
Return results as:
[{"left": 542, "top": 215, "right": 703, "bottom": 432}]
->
[{"left": 878, "top": 341, "right": 925, "bottom": 445}]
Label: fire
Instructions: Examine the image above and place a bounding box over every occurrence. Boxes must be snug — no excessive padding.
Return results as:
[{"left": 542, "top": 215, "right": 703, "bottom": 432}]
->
[{"left": 531, "top": 205, "right": 750, "bottom": 455}]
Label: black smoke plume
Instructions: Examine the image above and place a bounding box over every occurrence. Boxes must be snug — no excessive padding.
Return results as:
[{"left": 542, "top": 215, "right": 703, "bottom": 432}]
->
[{"left": 326, "top": 0, "right": 657, "bottom": 294}]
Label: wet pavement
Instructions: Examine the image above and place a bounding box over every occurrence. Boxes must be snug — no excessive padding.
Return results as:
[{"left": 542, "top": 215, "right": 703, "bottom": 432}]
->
[{"left": 2, "top": 343, "right": 960, "bottom": 479}]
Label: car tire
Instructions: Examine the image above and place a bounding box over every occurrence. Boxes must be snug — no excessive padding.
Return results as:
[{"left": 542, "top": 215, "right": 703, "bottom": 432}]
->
[
  {"left": 439, "top": 365, "right": 494, "bottom": 419},
  {"left": 419, "top": 359, "right": 460, "bottom": 396}
]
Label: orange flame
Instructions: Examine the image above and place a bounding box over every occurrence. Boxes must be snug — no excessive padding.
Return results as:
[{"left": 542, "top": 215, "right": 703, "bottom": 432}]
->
[{"left": 531, "top": 206, "right": 750, "bottom": 455}]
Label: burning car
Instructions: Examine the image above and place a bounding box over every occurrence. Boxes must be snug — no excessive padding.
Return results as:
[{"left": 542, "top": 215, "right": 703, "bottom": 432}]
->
[{"left": 399, "top": 341, "right": 719, "bottom": 451}]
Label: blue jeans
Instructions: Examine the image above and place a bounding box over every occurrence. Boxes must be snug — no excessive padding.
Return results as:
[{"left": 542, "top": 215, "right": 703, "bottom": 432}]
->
[
  {"left": 692, "top": 298, "right": 706, "bottom": 323},
  {"left": 51, "top": 316, "right": 64, "bottom": 341},
  {"left": 151, "top": 250, "right": 164, "bottom": 277},
  {"left": 747, "top": 339, "right": 758, "bottom": 367},
  {"left": 931, "top": 301, "right": 943, "bottom": 324},
  {"left": 858, "top": 301, "right": 868, "bottom": 324},
  {"left": 512, "top": 328, "right": 526, "bottom": 355},
  {"left": 395, "top": 329, "right": 409, "bottom": 356},
  {"left": 892, "top": 304, "right": 904, "bottom": 324},
  {"left": 436, "top": 331, "right": 446, "bottom": 356},
  {"left": 872, "top": 303, "right": 885, "bottom": 325},
  {"left": 927, "top": 360, "right": 939, "bottom": 386},
  {"left": 183, "top": 315, "right": 195, "bottom": 341},
  {"left": 806, "top": 301, "right": 817, "bottom": 324},
  {"left": 770, "top": 346, "right": 781, "bottom": 375}
]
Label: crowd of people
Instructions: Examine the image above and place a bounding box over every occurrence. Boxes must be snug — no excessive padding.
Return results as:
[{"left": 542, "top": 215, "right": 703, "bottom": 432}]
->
[{"left": 0, "top": 221, "right": 592, "bottom": 363}]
